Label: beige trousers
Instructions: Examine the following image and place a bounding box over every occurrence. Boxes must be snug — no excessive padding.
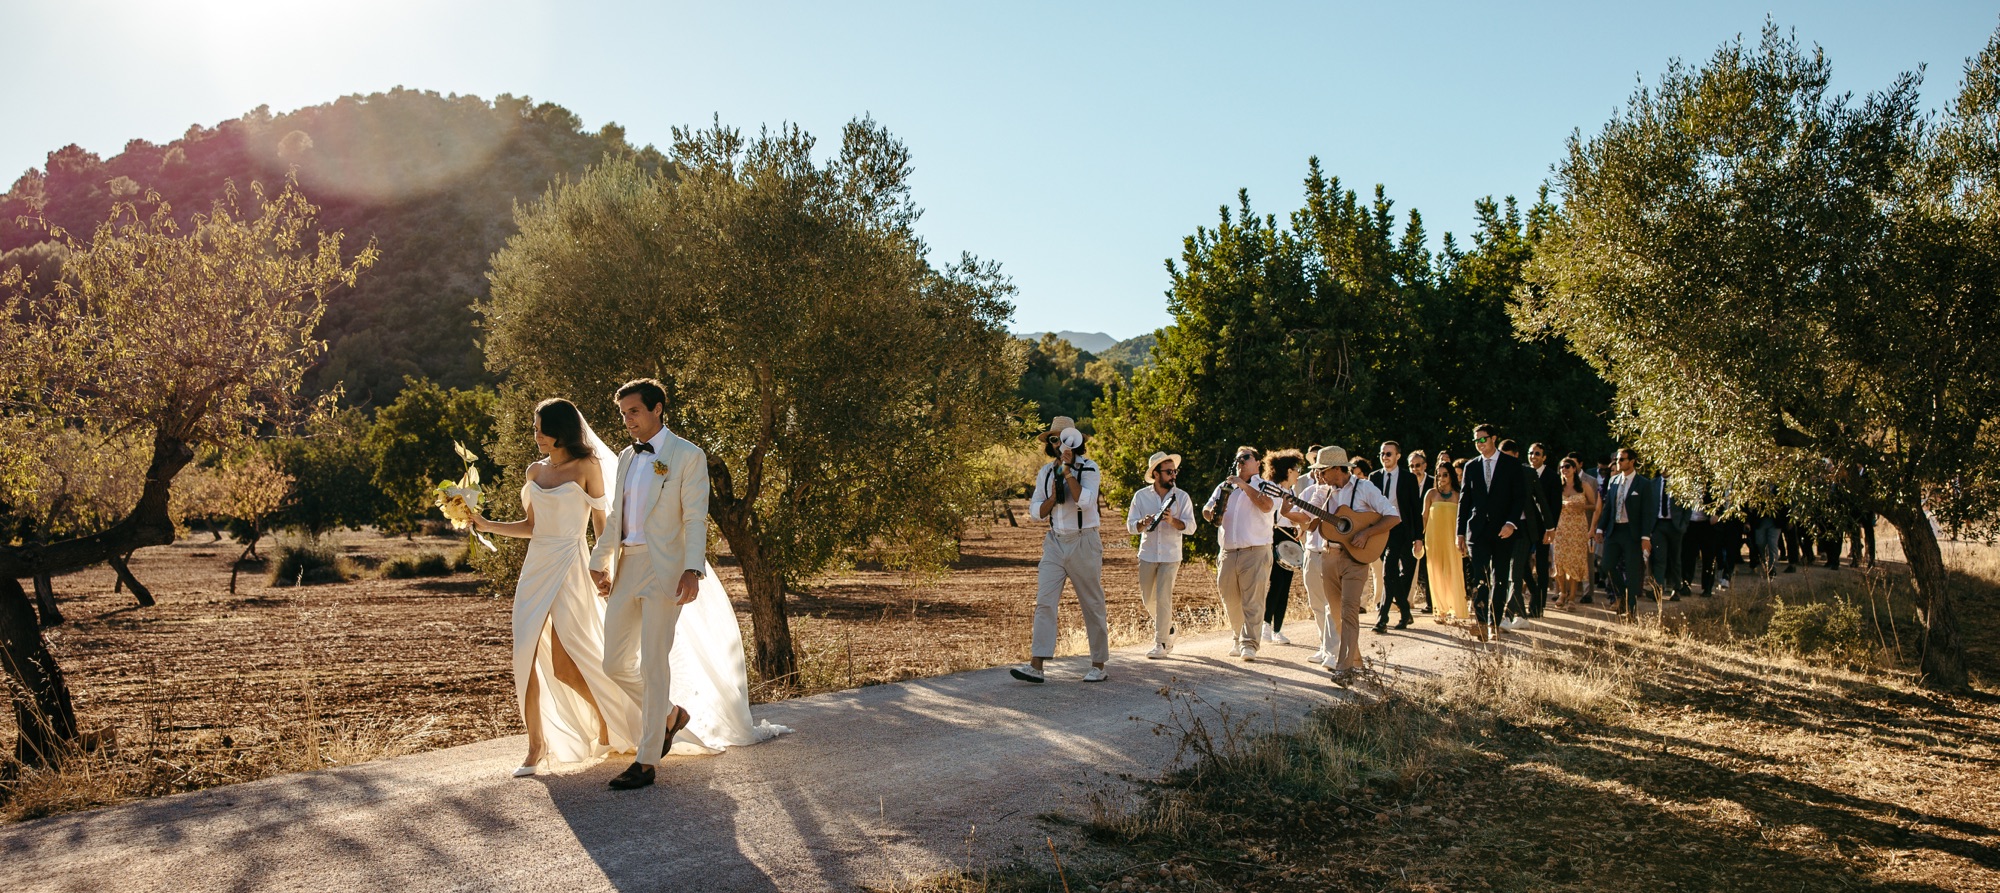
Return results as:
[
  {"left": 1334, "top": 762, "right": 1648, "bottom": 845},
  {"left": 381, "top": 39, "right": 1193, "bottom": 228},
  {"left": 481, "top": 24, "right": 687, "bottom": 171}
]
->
[
  {"left": 1216, "top": 546, "right": 1273, "bottom": 648},
  {"left": 1137, "top": 559, "right": 1179, "bottom": 645},
  {"left": 1033, "top": 529, "right": 1108, "bottom": 663},
  {"left": 602, "top": 547, "right": 684, "bottom": 763},
  {"left": 1317, "top": 547, "right": 1369, "bottom": 671}
]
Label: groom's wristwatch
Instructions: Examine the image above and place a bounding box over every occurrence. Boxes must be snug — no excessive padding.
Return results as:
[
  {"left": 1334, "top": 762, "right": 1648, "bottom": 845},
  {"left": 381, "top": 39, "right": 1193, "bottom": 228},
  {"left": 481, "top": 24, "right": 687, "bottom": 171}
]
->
[{"left": 686, "top": 568, "right": 705, "bottom": 579}]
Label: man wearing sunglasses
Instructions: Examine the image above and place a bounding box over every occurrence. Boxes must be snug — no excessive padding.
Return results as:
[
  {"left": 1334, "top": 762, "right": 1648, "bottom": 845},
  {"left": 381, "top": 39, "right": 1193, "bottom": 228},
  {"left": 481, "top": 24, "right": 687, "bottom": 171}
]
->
[
  {"left": 1456, "top": 424, "right": 1528, "bottom": 641},
  {"left": 1593, "top": 448, "right": 1657, "bottom": 615}
]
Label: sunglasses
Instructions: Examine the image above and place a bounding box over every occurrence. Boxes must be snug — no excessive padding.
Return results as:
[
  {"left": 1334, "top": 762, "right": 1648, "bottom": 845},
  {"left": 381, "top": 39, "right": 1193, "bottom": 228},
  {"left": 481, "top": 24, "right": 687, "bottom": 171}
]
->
[
  {"left": 1618, "top": 456, "right": 1635, "bottom": 463},
  {"left": 1156, "top": 468, "right": 1178, "bottom": 475},
  {"left": 1474, "top": 436, "right": 1491, "bottom": 444}
]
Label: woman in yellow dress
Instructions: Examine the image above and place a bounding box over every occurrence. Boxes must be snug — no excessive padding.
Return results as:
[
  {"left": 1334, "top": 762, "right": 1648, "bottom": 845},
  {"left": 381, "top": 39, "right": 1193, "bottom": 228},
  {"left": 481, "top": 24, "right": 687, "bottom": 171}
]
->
[{"left": 1422, "top": 459, "right": 1468, "bottom": 622}]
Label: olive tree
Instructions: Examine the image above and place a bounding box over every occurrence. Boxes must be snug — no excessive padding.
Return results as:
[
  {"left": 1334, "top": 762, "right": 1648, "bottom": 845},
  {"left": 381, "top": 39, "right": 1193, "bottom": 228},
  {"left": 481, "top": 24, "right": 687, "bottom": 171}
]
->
[
  {"left": 482, "top": 120, "right": 1018, "bottom": 682},
  {"left": 1518, "top": 25, "right": 2000, "bottom": 689}
]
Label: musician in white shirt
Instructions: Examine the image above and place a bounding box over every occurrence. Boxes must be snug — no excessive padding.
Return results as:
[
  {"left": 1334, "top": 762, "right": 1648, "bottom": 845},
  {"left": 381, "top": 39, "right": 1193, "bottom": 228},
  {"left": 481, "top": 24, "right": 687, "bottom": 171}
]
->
[
  {"left": 1203, "top": 446, "right": 1277, "bottom": 661},
  {"left": 1282, "top": 446, "right": 1400, "bottom": 680},
  {"left": 1011, "top": 417, "right": 1109, "bottom": 685},
  {"left": 1125, "top": 451, "right": 1196, "bottom": 659}
]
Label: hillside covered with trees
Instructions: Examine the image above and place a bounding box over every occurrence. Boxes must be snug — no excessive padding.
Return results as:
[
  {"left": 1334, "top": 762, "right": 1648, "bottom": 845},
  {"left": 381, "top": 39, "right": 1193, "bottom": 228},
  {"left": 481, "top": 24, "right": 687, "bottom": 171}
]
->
[{"left": 0, "top": 88, "right": 659, "bottom": 406}]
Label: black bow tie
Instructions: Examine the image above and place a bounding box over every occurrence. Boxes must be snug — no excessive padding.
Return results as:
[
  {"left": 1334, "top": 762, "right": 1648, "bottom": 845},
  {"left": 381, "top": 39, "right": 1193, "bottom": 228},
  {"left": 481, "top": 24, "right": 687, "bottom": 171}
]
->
[{"left": 632, "top": 442, "right": 654, "bottom": 454}]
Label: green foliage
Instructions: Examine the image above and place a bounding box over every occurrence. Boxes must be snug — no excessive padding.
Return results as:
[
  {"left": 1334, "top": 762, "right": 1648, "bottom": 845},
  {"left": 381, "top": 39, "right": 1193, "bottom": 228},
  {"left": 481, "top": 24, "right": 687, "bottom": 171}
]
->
[
  {"left": 1093, "top": 171, "right": 1611, "bottom": 547},
  {"left": 270, "top": 409, "right": 388, "bottom": 536},
  {"left": 482, "top": 118, "right": 1020, "bottom": 678},
  {"left": 0, "top": 88, "right": 661, "bottom": 406},
  {"left": 1096, "top": 332, "right": 1157, "bottom": 368},
  {"left": 363, "top": 377, "right": 497, "bottom": 535},
  {"left": 1016, "top": 333, "right": 1128, "bottom": 430},
  {"left": 1516, "top": 23, "right": 2000, "bottom": 687}
]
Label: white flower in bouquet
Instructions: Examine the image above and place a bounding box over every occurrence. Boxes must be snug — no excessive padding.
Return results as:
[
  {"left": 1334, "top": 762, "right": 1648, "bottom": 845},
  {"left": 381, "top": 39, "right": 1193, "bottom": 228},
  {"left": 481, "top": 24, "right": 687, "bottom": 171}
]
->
[{"left": 432, "top": 441, "right": 495, "bottom": 551}]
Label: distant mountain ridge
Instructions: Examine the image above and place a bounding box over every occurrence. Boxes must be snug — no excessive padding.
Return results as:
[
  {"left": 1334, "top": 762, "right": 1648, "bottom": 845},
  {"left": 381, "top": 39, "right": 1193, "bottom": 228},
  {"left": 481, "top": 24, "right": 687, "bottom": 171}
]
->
[{"left": 1016, "top": 330, "right": 1119, "bottom": 354}]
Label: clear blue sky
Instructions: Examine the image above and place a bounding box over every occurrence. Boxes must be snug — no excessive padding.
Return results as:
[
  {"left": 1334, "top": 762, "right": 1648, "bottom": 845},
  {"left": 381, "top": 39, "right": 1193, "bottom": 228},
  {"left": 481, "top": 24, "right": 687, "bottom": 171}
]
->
[{"left": 6, "top": 1, "right": 1992, "bottom": 340}]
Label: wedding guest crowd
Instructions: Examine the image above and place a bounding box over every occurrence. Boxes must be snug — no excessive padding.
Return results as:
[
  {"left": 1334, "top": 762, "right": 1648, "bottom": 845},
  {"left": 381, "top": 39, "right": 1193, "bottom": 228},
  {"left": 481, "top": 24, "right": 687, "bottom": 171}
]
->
[{"left": 1012, "top": 419, "right": 1885, "bottom": 685}]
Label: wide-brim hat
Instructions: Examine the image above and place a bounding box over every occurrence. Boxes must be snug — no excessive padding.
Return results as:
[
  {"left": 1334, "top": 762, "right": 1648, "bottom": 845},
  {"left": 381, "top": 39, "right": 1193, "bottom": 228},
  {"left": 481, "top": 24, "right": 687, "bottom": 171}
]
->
[
  {"left": 1308, "top": 445, "right": 1350, "bottom": 470},
  {"left": 1144, "top": 451, "right": 1182, "bottom": 483},
  {"left": 1038, "top": 416, "right": 1084, "bottom": 448}
]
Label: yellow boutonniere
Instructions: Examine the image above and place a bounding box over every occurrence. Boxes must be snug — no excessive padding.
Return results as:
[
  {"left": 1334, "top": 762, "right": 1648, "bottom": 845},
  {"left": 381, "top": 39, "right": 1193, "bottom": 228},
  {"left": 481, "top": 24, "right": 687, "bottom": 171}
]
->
[{"left": 652, "top": 459, "right": 669, "bottom": 477}]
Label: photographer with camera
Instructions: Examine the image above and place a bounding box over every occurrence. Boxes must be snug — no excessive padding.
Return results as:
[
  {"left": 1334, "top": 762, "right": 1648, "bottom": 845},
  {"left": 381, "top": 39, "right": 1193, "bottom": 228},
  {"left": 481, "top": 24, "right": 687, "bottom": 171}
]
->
[{"left": 1011, "top": 417, "right": 1110, "bottom": 684}]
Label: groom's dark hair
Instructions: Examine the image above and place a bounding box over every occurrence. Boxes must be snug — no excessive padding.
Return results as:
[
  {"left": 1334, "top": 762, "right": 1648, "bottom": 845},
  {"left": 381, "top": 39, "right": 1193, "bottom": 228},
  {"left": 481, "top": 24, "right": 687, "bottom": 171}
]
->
[{"left": 615, "top": 378, "right": 667, "bottom": 412}]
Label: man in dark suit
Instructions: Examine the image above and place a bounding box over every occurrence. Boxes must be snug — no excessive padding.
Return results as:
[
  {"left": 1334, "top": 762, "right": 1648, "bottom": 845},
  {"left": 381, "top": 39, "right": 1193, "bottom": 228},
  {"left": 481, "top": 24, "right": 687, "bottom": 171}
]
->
[
  {"left": 1370, "top": 441, "right": 1425, "bottom": 633},
  {"left": 1512, "top": 442, "right": 1563, "bottom": 620},
  {"left": 1495, "top": 441, "right": 1555, "bottom": 624},
  {"left": 1649, "top": 470, "right": 1692, "bottom": 600},
  {"left": 1594, "top": 448, "right": 1658, "bottom": 615},
  {"left": 1456, "top": 424, "right": 1527, "bottom": 641}
]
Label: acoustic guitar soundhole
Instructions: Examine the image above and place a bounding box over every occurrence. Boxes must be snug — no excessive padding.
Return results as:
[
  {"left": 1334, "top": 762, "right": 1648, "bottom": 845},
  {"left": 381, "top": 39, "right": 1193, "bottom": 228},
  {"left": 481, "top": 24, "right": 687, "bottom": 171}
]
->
[{"left": 1333, "top": 518, "right": 1352, "bottom": 534}]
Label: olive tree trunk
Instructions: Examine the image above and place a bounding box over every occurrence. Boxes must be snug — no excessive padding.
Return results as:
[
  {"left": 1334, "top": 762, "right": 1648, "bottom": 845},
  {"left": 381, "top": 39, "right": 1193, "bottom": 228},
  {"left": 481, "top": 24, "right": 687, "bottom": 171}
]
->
[
  {"left": 712, "top": 517, "right": 798, "bottom": 685},
  {"left": 1882, "top": 507, "right": 1965, "bottom": 690},
  {"left": 0, "top": 577, "right": 79, "bottom": 769}
]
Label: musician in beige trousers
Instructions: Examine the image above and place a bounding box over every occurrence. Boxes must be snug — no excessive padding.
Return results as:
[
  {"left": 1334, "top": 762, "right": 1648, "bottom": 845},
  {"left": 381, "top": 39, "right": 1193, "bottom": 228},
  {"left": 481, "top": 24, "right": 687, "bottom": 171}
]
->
[
  {"left": 1282, "top": 447, "right": 1400, "bottom": 679},
  {"left": 1126, "top": 451, "right": 1195, "bottom": 658},
  {"left": 1204, "top": 447, "right": 1276, "bottom": 661}
]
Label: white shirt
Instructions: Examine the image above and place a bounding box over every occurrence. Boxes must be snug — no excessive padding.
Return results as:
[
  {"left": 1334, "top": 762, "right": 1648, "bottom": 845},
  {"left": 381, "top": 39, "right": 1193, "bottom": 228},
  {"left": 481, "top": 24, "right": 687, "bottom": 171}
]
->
[
  {"left": 621, "top": 427, "right": 672, "bottom": 546},
  {"left": 1210, "top": 475, "right": 1276, "bottom": 550},
  {"left": 1125, "top": 485, "right": 1196, "bottom": 562},
  {"left": 1296, "top": 476, "right": 1397, "bottom": 552},
  {"left": 1611, "top": 473, "right": 1634, "bottom": 525},
  {"left": 1029, "top": 459, "right": 1100, "bottom": 531}
]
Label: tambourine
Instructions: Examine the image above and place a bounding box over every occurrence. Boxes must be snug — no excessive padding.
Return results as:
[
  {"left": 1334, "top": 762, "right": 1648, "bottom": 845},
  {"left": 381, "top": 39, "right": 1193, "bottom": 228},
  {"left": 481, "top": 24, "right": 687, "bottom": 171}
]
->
[{"left": 1276, "top": 539, "right": 1305, "bottom": 571}]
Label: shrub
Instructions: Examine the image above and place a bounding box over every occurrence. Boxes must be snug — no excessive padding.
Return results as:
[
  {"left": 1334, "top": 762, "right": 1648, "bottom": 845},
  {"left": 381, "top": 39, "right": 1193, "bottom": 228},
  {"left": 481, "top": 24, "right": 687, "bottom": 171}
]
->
[
  {"left": 381, "top": 551, "right": 454, "bottom": 579},
  {"left": 268, "top": 538, "right": 349, "bottom": 586},
  {"left": 1763, "top": 597, "right": 1870, "bottom": 660}
]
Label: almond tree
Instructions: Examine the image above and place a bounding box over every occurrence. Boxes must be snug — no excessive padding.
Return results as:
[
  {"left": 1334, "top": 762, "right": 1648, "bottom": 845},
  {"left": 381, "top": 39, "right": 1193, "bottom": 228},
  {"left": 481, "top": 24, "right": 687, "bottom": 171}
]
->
[
  {"left": 0, "top": 179, "right": 372, "bottom": 766},
  {"left": 1518, "top": 25, "right": 2000, "bottom": 689}
]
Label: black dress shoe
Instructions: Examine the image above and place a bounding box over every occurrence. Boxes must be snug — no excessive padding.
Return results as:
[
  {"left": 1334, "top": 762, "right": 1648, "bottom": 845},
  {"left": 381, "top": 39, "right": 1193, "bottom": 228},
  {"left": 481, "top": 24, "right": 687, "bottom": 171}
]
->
[
  {"left": 1372, "top": 623, "right": 1388, "bottom": 635},
  {"left": 1668, "top": 593, "right": 1682, "bottom": 602},
  {"left": 608, "top": 762, "right": 655, "bottom": 790},
  {"left": 1394, "top": 619, "right": 1411, "bottom": 630}
]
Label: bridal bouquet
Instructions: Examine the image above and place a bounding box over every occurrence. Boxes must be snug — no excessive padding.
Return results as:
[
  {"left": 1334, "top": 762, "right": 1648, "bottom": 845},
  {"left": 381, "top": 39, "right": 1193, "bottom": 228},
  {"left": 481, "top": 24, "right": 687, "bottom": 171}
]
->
[{"left": 432, "top": 441, "right": 496, "bottom": 552}]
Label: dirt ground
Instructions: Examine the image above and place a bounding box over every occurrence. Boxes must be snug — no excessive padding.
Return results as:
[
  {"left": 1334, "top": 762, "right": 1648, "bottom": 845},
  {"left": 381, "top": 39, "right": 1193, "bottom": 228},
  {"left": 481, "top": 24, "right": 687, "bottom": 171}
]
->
[{"left": 6, "top": 502, "right": 1236, "bottom": 806}]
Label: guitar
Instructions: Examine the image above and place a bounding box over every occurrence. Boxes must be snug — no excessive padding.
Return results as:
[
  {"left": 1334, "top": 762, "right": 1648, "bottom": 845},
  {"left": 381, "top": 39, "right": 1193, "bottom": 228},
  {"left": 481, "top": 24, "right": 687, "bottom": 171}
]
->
[{"left": 1256, "top": 480, "right": 1388, "bottom": 563}]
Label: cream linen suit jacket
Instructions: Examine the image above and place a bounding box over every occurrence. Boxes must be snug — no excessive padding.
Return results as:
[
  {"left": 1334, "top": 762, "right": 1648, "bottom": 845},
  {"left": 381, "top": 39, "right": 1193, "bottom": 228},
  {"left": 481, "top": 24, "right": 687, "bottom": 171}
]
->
[{"left": 588, "top": 431, "right": 710, "bottom": 583}]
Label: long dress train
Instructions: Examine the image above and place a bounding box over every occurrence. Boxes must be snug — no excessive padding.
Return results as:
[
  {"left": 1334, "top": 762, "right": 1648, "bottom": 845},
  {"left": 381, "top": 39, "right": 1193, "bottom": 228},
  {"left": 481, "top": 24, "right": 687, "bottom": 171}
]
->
[
  {"left": 660, "top": 566, "right": 793, "bottom": 755},
  {"left": 513, "top": 480, "right": 642, "bottom": 764},
  {"left": 1424, "top": 495, "right": 1469, "bottom": 622}
]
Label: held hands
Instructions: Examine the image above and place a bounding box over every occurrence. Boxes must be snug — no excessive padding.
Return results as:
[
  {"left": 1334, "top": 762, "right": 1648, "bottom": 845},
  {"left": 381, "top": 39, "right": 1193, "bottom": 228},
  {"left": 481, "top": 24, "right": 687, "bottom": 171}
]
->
[
  {"left": 676, "top": 569, "right": 701, "bottom": 605},
  {"left": 591, "top": 569, "right": 612, "bottom": 597}
]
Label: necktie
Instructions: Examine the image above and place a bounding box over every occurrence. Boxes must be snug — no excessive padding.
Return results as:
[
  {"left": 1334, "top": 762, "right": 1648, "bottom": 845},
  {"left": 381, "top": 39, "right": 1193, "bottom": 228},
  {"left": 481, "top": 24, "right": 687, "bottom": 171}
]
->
[{"left": 633, "top": 442, "right": 655, "bottom": 454}]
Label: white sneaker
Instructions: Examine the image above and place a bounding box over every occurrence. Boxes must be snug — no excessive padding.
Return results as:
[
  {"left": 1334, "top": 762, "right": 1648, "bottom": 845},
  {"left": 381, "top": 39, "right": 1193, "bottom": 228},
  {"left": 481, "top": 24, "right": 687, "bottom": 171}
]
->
[
  {"left": 1008, "top": 664, "right": 1045, "bottom": 684},
  {"left": 1500, "top": 617, "right": 1525, "bottom": 630},
  {"left": 1309, "top": 650, "right": 1332, "bottom": 666},
  {"left": 1269, "top": 628, "right": 1291, "bottom": 645},
  {"left": 1240, "top": 645, "right": 1258, "bottom": 662},
  {"left": 1719, "top": 578, "right": 1732, "bottom": 591},
  {"left": 1228, "top": 644, "right": 1245, "bottom": 658},
  {"left": 1261, "top": 622, "right": 1276, "bottom": 643},
  {"left": 1082, "top": 667, "right": 1108, "bottom": 683},
  {"left": 1145, "top": 643, "right": 1171, "bottom": 659}
]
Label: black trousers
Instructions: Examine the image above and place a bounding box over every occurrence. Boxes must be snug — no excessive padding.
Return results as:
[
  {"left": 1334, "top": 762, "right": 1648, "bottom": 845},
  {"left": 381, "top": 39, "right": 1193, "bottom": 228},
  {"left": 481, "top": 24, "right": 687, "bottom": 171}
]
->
[
  {"left": 1602, "top": 525, "right": 1646, "bottom": 612},
  {"left": 1264, "top": 538, "right": 1296, "bottom": 631},
  {"left": 1467, "top": 535, "right": 1513, "bottom": 628},
  {"left": 1375, "top": 535, "right": 1416, "bottom": 627},
  {"left": 1713, "top": 519, "right": 1744, "bottom": 583},
  {"left": 1683, "top": 520, "right": 1719, "bottom": 593}
]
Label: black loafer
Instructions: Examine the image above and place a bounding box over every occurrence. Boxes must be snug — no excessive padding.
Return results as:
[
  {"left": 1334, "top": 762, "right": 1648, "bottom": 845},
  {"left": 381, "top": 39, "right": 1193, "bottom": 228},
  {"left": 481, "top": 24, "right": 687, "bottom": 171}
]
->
[{"left": 608, "top": 762, "right": 655, "bottom": 790}]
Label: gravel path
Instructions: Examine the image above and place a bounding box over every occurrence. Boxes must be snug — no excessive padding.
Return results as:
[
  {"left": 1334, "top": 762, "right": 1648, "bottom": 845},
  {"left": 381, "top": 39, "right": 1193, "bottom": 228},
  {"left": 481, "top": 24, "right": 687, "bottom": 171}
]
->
[{"left": 0, "top": 616, "right": 1521, "bottom": 891}]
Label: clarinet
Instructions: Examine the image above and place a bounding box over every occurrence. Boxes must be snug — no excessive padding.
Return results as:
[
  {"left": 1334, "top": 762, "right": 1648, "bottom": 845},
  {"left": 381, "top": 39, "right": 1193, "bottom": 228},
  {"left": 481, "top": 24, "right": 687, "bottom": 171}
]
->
[
  {"left": 1145, "top": 491, "right": 1178, "bottom": 532},
  {"left": 1208, "top": 479, "right": 1237, "bottom": 522}
]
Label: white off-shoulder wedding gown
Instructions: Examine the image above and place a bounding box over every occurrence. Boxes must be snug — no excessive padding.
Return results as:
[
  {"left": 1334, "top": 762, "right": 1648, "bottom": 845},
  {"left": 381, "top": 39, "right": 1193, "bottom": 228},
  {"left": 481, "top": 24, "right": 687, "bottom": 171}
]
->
[{"left": 512, "top": 478, "right": 640, "bottom": 763}]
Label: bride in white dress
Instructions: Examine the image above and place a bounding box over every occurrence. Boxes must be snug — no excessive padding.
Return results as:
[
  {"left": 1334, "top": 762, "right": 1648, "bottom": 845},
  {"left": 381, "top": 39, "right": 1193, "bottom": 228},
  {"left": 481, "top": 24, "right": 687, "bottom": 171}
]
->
[
  {"left": 470, "top": 398, "right": 640, "bottom": 775},
  {"left": 472, "top": 398, "right": 787, "bottom": 775}
]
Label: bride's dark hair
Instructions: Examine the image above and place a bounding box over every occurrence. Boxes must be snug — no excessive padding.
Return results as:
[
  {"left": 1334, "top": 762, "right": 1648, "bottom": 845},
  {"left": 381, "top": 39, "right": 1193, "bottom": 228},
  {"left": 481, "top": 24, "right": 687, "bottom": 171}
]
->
[{"left": 535, "top": 398, "right": 592, "bottom": 463}]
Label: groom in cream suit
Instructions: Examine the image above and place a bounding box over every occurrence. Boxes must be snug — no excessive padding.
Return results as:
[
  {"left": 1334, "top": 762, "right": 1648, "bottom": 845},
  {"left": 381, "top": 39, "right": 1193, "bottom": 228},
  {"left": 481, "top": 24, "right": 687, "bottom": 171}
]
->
[{"left": 590, "top": 378, "right": 710, "bottom": 790}]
